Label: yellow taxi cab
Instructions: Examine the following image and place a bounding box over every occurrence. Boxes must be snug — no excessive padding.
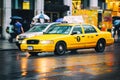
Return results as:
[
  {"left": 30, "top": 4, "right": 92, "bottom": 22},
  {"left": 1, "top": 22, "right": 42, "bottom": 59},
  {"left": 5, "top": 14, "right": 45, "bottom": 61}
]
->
[{"left": 20, "top": 23, "right": 114, "bottom": 56}]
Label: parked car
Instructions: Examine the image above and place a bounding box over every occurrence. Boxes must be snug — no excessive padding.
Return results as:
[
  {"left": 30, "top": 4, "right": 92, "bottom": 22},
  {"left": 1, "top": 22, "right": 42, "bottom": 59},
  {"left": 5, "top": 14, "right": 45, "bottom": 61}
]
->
[
  {"left": 16, "top": 22, "right": 59, "bottom": 49},
  {"left": 20, "top": 23, "right": 114, "bottom": 56}
]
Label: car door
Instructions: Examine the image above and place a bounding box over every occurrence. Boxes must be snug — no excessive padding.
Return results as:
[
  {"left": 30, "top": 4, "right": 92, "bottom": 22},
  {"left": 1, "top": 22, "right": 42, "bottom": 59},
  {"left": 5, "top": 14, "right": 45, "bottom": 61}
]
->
[
  {"left": 68, "top": 25, "right": 86, "bottom": 49},
  {"left": 82, "top": 25, "right": 99, "bottom": 48}
]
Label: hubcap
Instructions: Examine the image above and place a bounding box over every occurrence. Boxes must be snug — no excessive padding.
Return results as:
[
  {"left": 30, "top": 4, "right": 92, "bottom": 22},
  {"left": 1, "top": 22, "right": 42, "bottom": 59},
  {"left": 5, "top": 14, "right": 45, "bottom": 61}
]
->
[
  {"left": 59, "top": 45, "right": 63, "bottom": 51},
  {"left": 99, "top": 43, "right": 103, "bottom": 48}
]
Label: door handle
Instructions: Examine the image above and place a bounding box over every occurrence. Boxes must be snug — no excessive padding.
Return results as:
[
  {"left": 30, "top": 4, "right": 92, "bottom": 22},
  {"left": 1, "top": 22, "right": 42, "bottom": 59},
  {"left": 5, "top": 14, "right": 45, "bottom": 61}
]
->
[
  {"left": 82, "top": 36, "right": 85, "bottom": 37},
  {"left": 96, "top": 34, "right": 98, "bottom": 36}
]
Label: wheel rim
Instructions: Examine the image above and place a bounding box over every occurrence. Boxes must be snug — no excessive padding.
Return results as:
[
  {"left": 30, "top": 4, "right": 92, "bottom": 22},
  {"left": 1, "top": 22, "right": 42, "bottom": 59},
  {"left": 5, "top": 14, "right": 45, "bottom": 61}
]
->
[
  {"left": 99, "top": 42, "right": 103, "bottom": 49},
  {"left": 57, "top": 44, "right": 64, "bottom": 54},
  {"left": 59, "top": 45, "right": 64, "bottom": 52},
  {"left": 98, "top": 41, "right": 105, "bottom": 51}
]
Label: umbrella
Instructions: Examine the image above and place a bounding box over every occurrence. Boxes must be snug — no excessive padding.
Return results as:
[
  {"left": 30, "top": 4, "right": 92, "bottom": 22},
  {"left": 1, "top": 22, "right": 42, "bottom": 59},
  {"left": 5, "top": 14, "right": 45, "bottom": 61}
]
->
[
  {"left": 55, "top": 18, "right": 63, "bottom": 22},
  {"left": 114, "top": 20, "right": 120, "bottom": 26},
  {"left": 33, "top": 13, "right": 50, "bottom": 20},
  {"left": 10, "top": 16, "right": 22, "bottom": 20}
]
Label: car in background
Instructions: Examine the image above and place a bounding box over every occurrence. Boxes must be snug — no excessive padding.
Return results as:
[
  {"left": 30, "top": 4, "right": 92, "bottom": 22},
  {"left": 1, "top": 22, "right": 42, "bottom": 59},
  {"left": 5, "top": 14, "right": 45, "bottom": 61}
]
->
[
  {"left": 16, "top": 22, "right": 59, "bottom": 49},
  {"left": 20, "top": 23, "right": 114, "bottom": 56}
]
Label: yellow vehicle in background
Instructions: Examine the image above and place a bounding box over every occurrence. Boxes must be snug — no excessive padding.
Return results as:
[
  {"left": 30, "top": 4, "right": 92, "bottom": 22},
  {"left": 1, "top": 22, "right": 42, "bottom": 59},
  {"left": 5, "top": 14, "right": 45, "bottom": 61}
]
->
[{"left": 20, "top": 23, "right": 114, "bottom": 56}]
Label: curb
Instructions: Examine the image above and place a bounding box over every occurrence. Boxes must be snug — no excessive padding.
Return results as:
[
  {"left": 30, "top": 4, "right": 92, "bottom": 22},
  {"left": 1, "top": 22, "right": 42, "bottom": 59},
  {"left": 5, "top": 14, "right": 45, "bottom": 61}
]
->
[{"left": 0, "top": 40, "right": 19, "bottom": 51}]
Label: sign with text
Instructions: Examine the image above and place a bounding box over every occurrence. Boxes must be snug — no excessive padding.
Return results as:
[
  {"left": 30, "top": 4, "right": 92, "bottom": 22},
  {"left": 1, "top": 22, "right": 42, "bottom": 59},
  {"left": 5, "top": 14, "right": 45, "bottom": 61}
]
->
[{"left": 23, "top": 1, "right": 30, "bottom": 10}]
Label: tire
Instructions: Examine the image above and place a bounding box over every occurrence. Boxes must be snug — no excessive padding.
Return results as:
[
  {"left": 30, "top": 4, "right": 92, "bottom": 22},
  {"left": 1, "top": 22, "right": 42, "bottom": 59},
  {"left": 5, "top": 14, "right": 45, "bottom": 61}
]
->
[
  {"left": 95, "top": 39, "right": 106, "bottom": 52},
  {"left": 54, "top": 42, "right": 66, "bottom": 55},
  {"left": 29, "top": 52, "right": 38, "bottom": 56}
]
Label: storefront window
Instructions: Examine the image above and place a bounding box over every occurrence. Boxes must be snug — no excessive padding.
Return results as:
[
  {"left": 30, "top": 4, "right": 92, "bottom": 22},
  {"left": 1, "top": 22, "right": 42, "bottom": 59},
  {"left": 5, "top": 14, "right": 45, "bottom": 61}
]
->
[
  {"left": 12, "top": 0, "right": 34, "bottom": 10},
  {"left": 45, "top": 0, "right": 63, "bottom": 5}
]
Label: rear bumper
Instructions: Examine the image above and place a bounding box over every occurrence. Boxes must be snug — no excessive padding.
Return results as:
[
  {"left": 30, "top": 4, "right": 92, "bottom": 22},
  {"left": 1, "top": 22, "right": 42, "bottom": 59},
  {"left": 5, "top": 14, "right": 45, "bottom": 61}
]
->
[{"left": 106, "top": 38, "right": 114, "bottom": 46}]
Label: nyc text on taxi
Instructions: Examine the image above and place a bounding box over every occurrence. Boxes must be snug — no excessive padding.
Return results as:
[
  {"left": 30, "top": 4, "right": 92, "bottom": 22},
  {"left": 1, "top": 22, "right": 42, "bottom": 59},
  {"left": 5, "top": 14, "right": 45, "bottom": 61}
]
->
[{"left": 20, "top": 23, "right": 114, "bottom": 56}]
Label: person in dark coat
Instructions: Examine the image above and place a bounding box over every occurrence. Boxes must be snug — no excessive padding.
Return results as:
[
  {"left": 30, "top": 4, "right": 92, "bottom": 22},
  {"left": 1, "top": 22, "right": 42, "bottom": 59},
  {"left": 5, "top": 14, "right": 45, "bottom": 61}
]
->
[
  {"left": 113, "top": 19, "right": 120, "bottom": 38},
  {"left": 7, "top": 21, "right": 16, "bottom": 43}
]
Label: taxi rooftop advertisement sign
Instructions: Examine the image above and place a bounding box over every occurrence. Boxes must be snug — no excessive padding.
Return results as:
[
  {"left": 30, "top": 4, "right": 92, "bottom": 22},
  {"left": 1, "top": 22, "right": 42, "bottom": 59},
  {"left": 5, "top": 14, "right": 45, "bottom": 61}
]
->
[{"left": 63, "top": 16, "right": 84, "bottom": 23}]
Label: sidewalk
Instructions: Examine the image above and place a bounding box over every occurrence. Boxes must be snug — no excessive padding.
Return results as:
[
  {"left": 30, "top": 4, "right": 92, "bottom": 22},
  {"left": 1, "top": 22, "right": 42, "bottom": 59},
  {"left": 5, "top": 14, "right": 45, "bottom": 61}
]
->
[{"left": 0, "top": 39, "right": 18, "bottom": 51}]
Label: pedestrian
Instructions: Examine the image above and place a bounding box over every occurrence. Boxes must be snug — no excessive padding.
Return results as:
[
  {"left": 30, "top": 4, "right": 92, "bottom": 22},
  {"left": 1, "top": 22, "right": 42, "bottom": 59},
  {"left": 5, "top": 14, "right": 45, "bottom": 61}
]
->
[
  {"left": 30, "top": 20, "right": 36, "bottom": 28},
  {"left": 7, "top": 21, "right": 16, "bottom": 43},
  {"left": 37, "top": 18, "right": 41, "bottom": 23},
  {"left": 113, "top": 19, "right": 120, "bottom": 38},
  {"left": 13, "top": 20, "right": 24, "bottom": 36}
]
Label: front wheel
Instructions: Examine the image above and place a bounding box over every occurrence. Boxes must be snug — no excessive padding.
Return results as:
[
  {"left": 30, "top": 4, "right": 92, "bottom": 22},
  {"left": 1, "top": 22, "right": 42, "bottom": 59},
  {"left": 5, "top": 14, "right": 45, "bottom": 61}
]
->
[
  {"left": 54, "top": 42, "right": 66, "bottom": 55},
  {"left": 95, "top": 40, "right": 106, "bottom": 52}
]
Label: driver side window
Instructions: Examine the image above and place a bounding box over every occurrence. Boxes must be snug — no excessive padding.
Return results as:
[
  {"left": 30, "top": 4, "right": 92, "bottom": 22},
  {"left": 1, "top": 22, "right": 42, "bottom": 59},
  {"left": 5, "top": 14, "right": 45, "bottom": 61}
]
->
[{"left": 72, "top": 26, "right": 82, "bottom": 34}]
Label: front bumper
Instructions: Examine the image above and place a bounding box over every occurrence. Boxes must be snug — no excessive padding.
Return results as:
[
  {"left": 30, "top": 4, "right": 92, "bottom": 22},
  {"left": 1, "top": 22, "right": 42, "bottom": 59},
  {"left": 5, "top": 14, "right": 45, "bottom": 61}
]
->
[{"left": 20, "top": 44, "right": 55, "bottom": 52}]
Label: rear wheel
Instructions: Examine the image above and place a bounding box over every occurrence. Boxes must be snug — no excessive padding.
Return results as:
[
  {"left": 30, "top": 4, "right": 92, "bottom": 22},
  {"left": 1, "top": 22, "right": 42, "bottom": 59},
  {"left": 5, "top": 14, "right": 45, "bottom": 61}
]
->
[
  {"left": 54, "top": 42, "right": 66, "bottom": 55},
  {"left": 95, "top": 39, "right": 106, "bottom": 52},
  {"left": 29, "top": 52, "right": 38, "bottom": 56}
]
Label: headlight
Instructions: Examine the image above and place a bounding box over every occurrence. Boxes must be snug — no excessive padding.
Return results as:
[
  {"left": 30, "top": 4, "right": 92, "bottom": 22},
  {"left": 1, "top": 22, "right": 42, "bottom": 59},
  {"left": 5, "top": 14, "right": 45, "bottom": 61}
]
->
[
  {"left": 21, "top": 40, "right": 26, "bottom": 44},
  {"left": 40, "top": 40, "right": 54, "bottom": 44},
  {"left": 16, "top": 35, "right": 26, "bottom": 41}
]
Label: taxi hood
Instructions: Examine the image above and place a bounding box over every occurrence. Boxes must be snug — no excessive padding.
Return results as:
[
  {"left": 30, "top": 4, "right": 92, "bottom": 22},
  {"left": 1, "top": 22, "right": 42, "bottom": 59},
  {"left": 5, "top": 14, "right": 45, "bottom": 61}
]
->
[
  {"left": 27, "top": 34, "right": 69, "bottom": 40},
  {"left": 18, "top": 32, "right": 43, "bottom": 38}
]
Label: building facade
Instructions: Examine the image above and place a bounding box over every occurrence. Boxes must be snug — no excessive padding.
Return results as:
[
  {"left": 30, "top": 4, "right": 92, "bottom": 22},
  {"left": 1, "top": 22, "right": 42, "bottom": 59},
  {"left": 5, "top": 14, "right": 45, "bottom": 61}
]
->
[
  {"left": 0, "top": 0, "right": 120, "bottom": 39},
  {"left": 1, "top": 0, "right": 70, "bottom": 39},
  {"left": 0, "top": 0, "right": 3, "bottom": 38}
]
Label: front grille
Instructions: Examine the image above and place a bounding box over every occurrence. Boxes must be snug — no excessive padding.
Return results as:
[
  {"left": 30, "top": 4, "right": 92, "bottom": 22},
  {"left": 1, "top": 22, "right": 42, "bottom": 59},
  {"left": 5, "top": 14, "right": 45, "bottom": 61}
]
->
[{"left": 27, "top": 40, "right": 39, "bottom": 44}]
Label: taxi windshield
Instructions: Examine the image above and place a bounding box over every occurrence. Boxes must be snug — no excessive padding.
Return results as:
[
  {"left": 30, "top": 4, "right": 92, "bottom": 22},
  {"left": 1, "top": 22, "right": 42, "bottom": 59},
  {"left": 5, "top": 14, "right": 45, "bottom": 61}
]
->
[
  {"left": 27, "top": 24, "right": 49, "bottom": 32},
  {"left": 45, "top": 25, "right": 72, "bottom": 34}
]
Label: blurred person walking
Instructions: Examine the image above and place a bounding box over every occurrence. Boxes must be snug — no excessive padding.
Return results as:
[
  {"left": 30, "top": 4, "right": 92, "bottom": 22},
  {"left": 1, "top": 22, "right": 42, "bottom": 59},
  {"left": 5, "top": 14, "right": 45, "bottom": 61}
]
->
[
  {"left": 6, "top": 21, "right": 16, "bottom": 43},
  {"left": 113, "top": 19, "right": 120, "bottom": 39},
  {"left": 13, "top": 20, "right": 24, "bottom": 36},
  {"left": 30, "top": 20, "right": 36, "bottom": 28}
]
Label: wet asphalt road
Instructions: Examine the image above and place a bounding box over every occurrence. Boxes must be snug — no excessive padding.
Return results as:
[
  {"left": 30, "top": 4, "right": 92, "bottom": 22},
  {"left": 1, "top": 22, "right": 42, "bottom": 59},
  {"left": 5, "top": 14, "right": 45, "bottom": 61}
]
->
[{"left": 0, "top": 43, "right": 120, "bottom": 80}]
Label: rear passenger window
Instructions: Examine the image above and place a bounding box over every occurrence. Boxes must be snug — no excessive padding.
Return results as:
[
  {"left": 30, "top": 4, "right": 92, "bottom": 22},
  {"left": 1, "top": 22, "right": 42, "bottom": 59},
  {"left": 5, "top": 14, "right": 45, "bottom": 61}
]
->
[
  {"left": 72, "top": 26, "right": 82, "bottom": 34},
  {"left": 83, "top": 25, "right": 97, "bottom": 33}
]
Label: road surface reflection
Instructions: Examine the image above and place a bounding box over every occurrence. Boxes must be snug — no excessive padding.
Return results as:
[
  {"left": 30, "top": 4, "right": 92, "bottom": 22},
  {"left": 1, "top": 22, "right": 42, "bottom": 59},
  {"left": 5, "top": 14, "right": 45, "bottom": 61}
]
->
[{"left": 19, "top": 51, "right": 115, "bottom": 79}]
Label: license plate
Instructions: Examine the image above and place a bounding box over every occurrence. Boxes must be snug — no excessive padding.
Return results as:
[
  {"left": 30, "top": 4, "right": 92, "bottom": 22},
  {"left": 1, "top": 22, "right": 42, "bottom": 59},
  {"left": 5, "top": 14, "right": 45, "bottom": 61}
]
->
[{"left": 28, "top": 46, "right": 33, "bottom": 50}]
